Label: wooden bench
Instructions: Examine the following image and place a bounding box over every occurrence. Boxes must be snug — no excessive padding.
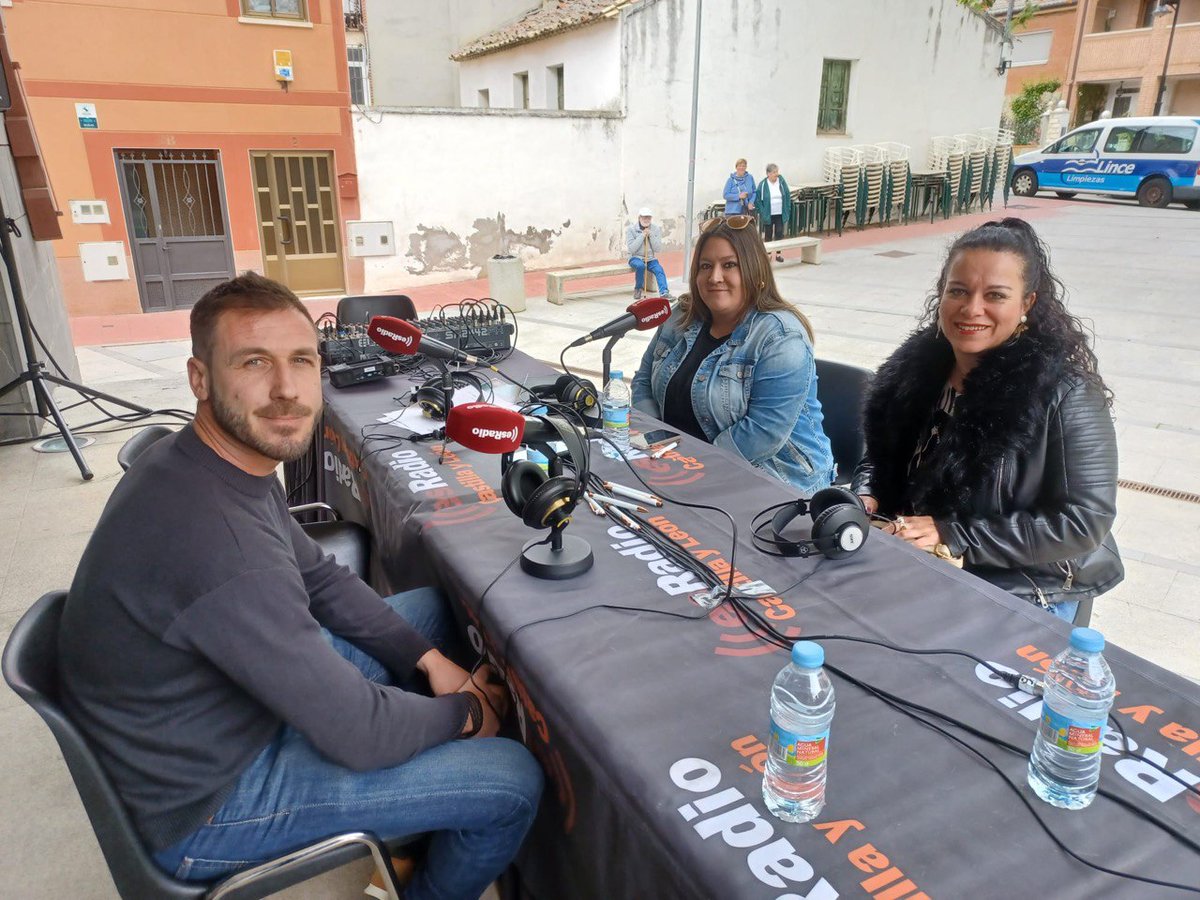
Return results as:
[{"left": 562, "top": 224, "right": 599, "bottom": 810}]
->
[
  {"left": 764, "top": 235, "right": 822, "bottom": 265},
  {"left": 545, "top": 262, "right": 633, "bottom": 306}
]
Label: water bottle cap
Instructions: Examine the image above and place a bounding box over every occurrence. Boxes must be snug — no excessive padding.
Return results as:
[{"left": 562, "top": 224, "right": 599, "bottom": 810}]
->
[
  {"left": 791, "top": 641, "right": 824, "bottom": 669},
  {"left": 610, "top": 370, "right": 623, "bottom": 380},
  {"left": 1069, "top": 627, "right": 1105, "bottom": 653}
]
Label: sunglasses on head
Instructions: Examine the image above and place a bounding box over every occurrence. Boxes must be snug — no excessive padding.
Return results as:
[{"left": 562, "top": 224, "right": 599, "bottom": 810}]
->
[{"left": 699, "top": 214, "right": 756, "bottom": 233}]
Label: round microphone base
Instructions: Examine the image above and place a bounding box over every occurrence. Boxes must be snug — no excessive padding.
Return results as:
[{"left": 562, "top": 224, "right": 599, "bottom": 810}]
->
[{"left": 520, "top": 534, "right": 594, "bottom": 580}]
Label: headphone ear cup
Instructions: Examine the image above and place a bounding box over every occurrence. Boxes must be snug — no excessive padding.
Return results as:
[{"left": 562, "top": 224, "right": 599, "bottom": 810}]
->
[
  {"left": 811, "top": 502, "right": 869, "bottom": 560},
  {"left": 808, "top": 486, "right": 863, "bottom": 521},
  {"left": 415, "top": 379, "right": 448, "bottom": 420},
  {"left": 501, "top": 461, "right": 548, "bottom": 520},
  {"left": 554, "top": 374, "right": 599, "bottom": 412},
  {"left": 522, "top": 475, "right": 577, "bottom": 529}
]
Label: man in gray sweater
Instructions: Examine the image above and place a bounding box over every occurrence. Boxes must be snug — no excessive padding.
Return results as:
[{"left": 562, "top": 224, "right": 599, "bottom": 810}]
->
[
  {"left": 625, "top": 206, "right": 672, "bottom": 300},
  {"left": 59, "top": 273, "right": 542, "bottom": 900}
]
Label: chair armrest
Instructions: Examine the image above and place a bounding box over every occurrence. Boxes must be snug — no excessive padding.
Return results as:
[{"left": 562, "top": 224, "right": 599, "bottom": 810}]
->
[{"left": 287, "top": 502, "right": 340, "bottom": 522}]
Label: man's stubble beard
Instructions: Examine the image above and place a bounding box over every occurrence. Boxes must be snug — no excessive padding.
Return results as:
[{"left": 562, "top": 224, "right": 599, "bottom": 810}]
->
[{"left": 210, "top": 386, "right": 320, "bottom": 464}]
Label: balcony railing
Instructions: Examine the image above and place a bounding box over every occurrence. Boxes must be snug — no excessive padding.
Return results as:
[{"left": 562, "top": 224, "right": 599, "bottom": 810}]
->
[{"left": 345, "top": 11, "right": 364, "bottom": 30}]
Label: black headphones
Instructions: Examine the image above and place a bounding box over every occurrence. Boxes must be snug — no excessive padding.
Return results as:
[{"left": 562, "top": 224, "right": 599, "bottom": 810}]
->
[
  {"left": 529, "top": 374, "right": 599, "bottom": 421},
  {"left": 751, "top": 487, "right": 870, "bottom": 560},
  {"left": 414, "top": 372, "right": 488, "bottom": 420},
  {"left": 500, "top": 412, "right": 589, "bottom": 531}
]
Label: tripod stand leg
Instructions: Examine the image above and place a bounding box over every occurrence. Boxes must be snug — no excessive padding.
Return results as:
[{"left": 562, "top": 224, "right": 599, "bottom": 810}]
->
[
  {"left": 40, "top": 372, "right": 153, "bottom": 415},
  {"left": 31, "top": 375, "right": 93, "bottom": 481}
]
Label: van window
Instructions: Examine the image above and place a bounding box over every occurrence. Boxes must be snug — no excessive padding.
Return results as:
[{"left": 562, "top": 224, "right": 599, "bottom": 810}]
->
[
  {"left": 1053, "top": 129, "right": 1100, "bottom": 154},
  {"left": 1104, "top": 127, "right": 1142, "bottom": 153},
  {"left": 1139, "top": 126, "right": 1196, "bottom": 154}
]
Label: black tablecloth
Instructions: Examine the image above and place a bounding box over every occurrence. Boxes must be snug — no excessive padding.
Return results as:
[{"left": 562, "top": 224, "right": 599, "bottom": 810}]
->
[{"left": 311, "top": 355, "right": 1200, "bottom": 899}]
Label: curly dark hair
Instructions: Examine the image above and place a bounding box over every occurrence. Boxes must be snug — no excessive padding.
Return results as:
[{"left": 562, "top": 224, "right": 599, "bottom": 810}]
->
[{"left": 921, "top": 217, "right": 1111, "bottom": 404}]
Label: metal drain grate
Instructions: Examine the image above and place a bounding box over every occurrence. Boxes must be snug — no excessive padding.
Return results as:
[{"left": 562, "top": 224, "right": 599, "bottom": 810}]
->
[{"left": 1117, "top": 479, "right": 1200, "bottom": 505}]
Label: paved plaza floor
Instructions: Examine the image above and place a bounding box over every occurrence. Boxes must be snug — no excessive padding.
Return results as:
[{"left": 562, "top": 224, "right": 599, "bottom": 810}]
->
[{"left": 2, "top": 194, "right": 1197, "bottom": 897}]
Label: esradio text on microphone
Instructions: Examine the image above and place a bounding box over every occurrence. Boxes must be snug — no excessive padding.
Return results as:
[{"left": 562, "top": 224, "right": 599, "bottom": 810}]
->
[
  {"left": 471, "top": 426, "right": 520, "bottom": 444},
  {"left": 375, "top": 327, "right": 413, "bottom": 348}
]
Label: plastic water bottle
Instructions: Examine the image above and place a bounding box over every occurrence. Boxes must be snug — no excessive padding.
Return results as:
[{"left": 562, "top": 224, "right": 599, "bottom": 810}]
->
[
  {"left": 763, "top": 641, "right": 835, "bottom": 823},
  {"left": 1027, "top": 627, "right": 1116, "bottom": 810},
  {"left": 600, "top": 370, "right": 631, "bottom": 459}
]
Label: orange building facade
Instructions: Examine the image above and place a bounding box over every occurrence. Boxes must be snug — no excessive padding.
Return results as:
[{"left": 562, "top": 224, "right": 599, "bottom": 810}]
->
[{"left": 4, "top": 0, "right": 362, "bottom": 318}]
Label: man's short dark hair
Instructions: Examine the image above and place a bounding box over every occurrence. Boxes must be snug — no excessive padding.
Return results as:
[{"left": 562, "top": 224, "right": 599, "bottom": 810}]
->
[{"left": 190, "top": 272, "right": 315, "bottom": 363}]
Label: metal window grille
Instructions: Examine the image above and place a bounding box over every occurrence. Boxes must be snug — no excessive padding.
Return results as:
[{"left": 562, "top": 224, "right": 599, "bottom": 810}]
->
[
  {"left": 817, "top": 60, "right": 850, "bottom": 134},
  {"left": 348, "top": 46, "right": 370, "bottom": 106}
]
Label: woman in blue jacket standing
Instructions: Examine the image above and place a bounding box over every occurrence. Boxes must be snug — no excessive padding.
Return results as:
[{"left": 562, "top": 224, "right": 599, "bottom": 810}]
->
[
  {"left": 755, "top": 163, "right": 792, "bottom": 262},
  {"left": 722, "top": 159, "right": 756, "bottom": 214},
  {"left": 632, "top": 216, "right": 834, "bottom": 493}
]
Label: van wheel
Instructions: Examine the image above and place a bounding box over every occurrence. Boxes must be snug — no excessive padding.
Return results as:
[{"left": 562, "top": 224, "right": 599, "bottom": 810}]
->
[
  {"left": 1012, "top": 169, "right": 1038, "bottom": 197},
  {"left": 1054, "top": 192, "right": 1077, "bottom": 199},
  {"left": 1136, "top": 177, "right": 1172, "bottom": 208}
]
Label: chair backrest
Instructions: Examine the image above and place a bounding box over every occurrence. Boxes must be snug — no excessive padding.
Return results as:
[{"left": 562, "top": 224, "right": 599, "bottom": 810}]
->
[
  {"left": 117, "top": 425, "right": 176, "bottom": 473},
  {"left": 814, "top": 358, "right": 873, "bottom": 487},
  {"left": 2, "top": 592, "right": 205, "bottom": 899},
  {"left": 336, "top": 294, "right": 417, "bottom": 326}
]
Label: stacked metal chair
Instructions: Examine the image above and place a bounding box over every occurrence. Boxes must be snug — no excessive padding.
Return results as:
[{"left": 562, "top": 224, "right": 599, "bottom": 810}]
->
[
  {"left": 979, "top": 127, "right": 1016, "bottom": 208},
  {"left": 955, "top": 133, "right": 991, "bottom": 213},
  {"left": 851, "top": 144, "right": 888, "bottom": 227},
  {"left": 823, "top": 147, "right": 863, "bottom": 231},
  {"left": 875, "top": 142, "right": 911, "bottom": 225}
]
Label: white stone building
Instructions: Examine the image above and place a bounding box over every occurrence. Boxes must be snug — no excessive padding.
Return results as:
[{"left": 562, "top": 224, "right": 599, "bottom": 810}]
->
[{"left": 351, "top": 0, "right": 1007, "bottom": 290}]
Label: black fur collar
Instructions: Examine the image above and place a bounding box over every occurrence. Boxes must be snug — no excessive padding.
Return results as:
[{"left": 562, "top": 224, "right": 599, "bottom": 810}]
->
[{"left": 863, "top": 325, "right": 1067, "bottom": 516}]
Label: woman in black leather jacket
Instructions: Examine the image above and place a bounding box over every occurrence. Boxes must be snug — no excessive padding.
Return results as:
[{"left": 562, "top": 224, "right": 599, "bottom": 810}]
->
[{"left": 853, "top": 218, "right": 1123, "bottom": 621}]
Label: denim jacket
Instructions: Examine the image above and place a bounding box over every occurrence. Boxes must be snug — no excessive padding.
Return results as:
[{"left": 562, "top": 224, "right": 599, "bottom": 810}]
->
[{"left": 632, "top": 307, "right": 835, "bottom": 493}]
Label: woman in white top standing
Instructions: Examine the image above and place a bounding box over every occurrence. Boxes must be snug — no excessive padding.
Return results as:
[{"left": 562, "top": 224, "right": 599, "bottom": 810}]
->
[{"left": 755, "top": 163, "right": 792, "bottom": 263}]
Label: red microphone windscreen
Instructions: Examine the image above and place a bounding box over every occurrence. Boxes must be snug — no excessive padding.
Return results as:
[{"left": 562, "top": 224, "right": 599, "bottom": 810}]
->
[
  {"left": 367, "top": 316, "right": 421, "bottom": 355},
  {"left": 445, "top": 403, "right": 525, "bottom": 454},
  {"left": 627, "top": 296, "right": 672, "bottom": 330}
]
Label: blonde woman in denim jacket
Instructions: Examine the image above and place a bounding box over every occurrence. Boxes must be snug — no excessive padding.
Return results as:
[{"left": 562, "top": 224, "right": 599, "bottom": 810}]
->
[{"left": 632, "top": 217, "right": 835, "bottom": 493}]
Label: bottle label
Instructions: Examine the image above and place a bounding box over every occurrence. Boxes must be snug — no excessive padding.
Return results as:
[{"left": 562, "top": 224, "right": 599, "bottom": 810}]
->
[
  {"left": 1039, "top": 706, "right": 1105, "bottom": 755},
  {"left": 769, "top": 719, "right": 829, "bottom": 767},
  {"left": 603, "top": 407, "right": 630, "bottom": 430}
]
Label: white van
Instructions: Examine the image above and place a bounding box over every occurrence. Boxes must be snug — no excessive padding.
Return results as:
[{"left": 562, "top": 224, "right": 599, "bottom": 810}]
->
[{"left": 1011, "top": 115, "right": 1200, "bottom": 209}]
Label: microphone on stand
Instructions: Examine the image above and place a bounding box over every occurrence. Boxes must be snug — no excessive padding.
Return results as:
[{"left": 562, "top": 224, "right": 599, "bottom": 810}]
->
[
  {"left": 367, "top": 316, "right": 485, "bottom": 367},
  {"left": 444, "top": 403, "right": 596, "bottom": 454},
  {"left": 566, "top": 296, "right": 672, "bottom": 348}
]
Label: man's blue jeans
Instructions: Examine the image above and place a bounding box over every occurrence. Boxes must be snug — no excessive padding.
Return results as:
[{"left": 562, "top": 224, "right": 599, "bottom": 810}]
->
[
  {"left": 152, "top": 588, "right": 543, "bottom": 900},
  {"left": 629, "top": 256, "right": 669, "bottom": 295}
]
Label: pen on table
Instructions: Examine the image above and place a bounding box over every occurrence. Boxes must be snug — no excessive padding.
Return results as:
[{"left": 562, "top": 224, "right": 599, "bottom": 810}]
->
[
  {"left": 585, "top": 492, "right": 648, "bottom": 514},
  {"left": 584, "top": 495, "right": 607, "bottom": 516},
  {"left": 601, "top": 481, "right": 664, "bottom": 507},
  {"left": 650, "top": 441, "right": 679, "bottom": 459}
]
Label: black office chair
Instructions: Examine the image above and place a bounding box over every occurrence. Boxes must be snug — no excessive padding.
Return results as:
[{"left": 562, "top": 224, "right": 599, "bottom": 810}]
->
[
  {"left": 116, "top": 424, "right": 176, "bottom": 472},
  {"left": 117, "top": 430, "right": 371, "bottom": 581},
  {"left": 814, "top": 358, "right": 873, "bottom": 486},
  {"left": 336, "top": 294, "right": 417, "bottom": 326},
  {"left": 1, "top": 592, "right": 407, "bottom": 900}
]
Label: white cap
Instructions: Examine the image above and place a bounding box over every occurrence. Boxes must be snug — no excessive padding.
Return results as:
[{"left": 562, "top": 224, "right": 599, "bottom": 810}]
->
[{"left": 638, "top": 207, "right": 653, "bottom": 218}]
